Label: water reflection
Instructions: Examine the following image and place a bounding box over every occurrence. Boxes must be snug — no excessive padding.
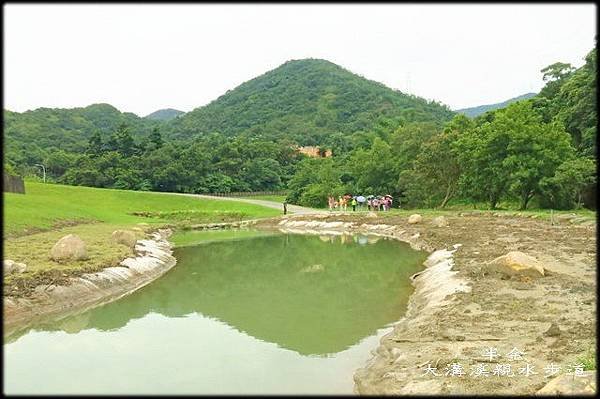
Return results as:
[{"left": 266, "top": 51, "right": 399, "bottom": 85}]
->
[{"left": 10, "top": 233, "right": 425, "bottom": 356}]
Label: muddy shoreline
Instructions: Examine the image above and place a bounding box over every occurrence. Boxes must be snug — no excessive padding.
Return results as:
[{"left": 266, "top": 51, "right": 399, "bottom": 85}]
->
[
  {"left": 3, "top": 229, "right": 177, "bottom": 341},
  {"left": 258, "top": 212, "right": 596, "bottom": 395}
]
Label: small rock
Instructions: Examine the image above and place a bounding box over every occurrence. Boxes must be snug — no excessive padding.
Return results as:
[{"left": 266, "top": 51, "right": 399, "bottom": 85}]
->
[
  {"left": 408, "top": 214, "right": 423, "bottom": 224},
  {"left": 536, "top": 370, "right": 596, "bottom": 395},
  {"left": 431, "top": 216, "right": 449, "bottom": 227},
  {"left": 543, "top": 322, "right": 561, "bottom": 337},
  {"left": 112, "top": 230, "right": 137, "bottom": 248},
  {"left": 3, "top": 260, "right": 27, "bottom": 275},
  {"left": 555, "top": 213, "right": 576, "bottom": 221},
  {"left": 569, "top": 217, "right": 589, "bottom": 224},
  {"left": 50, "top": 234, "right": 88, "bottom": 262},
  {"left": 488, "top": 251, "right": 545, "bottom": 278}
]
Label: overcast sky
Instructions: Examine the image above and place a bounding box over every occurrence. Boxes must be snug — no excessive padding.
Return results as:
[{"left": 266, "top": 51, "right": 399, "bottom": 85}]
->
[{"left": 4, "top": 3, "right": 596, "bottom": 116}]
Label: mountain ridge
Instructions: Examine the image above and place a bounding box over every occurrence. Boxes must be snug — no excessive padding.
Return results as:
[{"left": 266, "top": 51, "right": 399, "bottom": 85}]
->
[
  {"left": 144, "top": 108, "right": 185, "bottom": 121},
  {"left": 164, "top": 58, "right": 455, "bottom": 144},
  {"left": 456, "top": 92, "right": 537, "bottom": 117}
]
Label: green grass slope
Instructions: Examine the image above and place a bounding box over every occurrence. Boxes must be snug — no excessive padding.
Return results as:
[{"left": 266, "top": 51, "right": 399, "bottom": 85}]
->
[{"left": 3, "top": 182, "right": 280, "bottom": 237}]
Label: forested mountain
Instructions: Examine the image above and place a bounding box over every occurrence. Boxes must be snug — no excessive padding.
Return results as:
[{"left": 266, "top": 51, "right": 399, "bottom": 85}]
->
[
  {"left": 165, "top": 58, "right": 454, "bottom": 145},
  {"left": 4, "top": 58, "right": 453, "bottom": 169},
  {"left": 144, "top": 108, "right": 185, "bottom": 121},
  {"left": 4, "top": 103, "right": 158, "bottom": 167},
  {"left": 456, "top": 92, "right": 537, "bottom": 117}
]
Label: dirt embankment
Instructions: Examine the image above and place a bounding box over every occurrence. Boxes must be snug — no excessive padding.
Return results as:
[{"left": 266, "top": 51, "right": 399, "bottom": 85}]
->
[
  {"left": 3, "top": 229, "right": 177, "bottom": 341},
  {"left": 259, "top": 212, "right": 596, "bottom": 395}
]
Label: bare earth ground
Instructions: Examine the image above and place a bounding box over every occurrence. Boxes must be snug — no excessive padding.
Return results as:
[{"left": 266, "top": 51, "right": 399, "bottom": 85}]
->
[{"left": 258, "top": 212, "right": 596, "bottom": 395}]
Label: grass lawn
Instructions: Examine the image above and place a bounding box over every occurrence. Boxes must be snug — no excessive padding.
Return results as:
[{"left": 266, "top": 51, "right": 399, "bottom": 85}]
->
[
  {"left": 3, "top": 182, "right": 280, "bottom": 292},
  {"left": 4, "top": 182, "right": 280, "bottom": 237}
]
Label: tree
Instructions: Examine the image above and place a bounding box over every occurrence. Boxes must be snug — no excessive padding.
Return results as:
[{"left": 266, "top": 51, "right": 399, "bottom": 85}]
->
[
  {"left": 415, "top": 131, "right": 462, "bottom": 208},
  {"left": 44, "top": 149, "right": 75, "bottom": 177},
  {"left": 541, "top": 62, "right": 576, "bottom": 82},
  {"left": 503, "top": 118, "right": 574, "bottom": 210},
  {"left": 553, "top": 49, "right": 597, "bottom": 155},
  {"left": 348, "top": 137, "right": 397, "bottom": 195},
  {"left": 539, "top": 157, "right": 596, "bottom": 209},
  {"left": 113, "top": 123, "right": 136, "bottom": 157},
  {"left": 457, "top": 102, "right": 575, "bottom": 210},
  {"left": 149, "top": 126, "right": 164, "bottom": 149},
  {"left": 539, "top": 62, "right": 576, "bottom": 100},
  {"left": 86, "top": 131, "right": 104, "bottom": 156},
  {"left": 455, "top": 108, "right": 516, "bottom": 209}
]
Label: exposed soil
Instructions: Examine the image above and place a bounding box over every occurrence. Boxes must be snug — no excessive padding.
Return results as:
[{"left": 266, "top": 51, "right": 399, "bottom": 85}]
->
[
  {"left": 258, "top": 212, "right": 596, "bottom": 395},
  {"left": 5, "top": 218, "right": 99, "bottom": 239}
]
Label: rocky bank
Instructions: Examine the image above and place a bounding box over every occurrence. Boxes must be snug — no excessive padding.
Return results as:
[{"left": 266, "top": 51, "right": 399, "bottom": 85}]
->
[{"left": 4, "top": 229, "right": 177, "bottom": 340}]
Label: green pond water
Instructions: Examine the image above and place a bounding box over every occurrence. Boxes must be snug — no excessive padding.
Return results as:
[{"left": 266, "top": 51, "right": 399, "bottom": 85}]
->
[{"left": 4, "top": 231, "right": 427, "bottom": 394}]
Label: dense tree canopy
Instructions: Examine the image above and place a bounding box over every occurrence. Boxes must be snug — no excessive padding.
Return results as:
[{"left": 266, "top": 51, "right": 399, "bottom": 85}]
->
[{"left": 3, "top": 50, "right": 596, "bottom": 210}]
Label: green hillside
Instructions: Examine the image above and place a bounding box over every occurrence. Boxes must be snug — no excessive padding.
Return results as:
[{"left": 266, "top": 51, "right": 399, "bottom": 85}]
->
[
  {"left": 4, "top": 103, "right": 159, "bottom": 167},
  {"left": 456, "top": 92, "right": 537, "bottom": 117},
  {"left": 165, "top": 58, "right": 454, "bottom": 144}
]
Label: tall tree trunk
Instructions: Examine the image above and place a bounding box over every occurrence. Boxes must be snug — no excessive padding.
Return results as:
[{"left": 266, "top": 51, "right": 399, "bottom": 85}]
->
[
  {"left": 490, "top": 193, "right": 498, "bottom": 210},
  {"left": 520, "top": 191, "right": 533, "bottom": 210},
  {"left": 439, "top": 184, "right": 454, "bottom": 208}
]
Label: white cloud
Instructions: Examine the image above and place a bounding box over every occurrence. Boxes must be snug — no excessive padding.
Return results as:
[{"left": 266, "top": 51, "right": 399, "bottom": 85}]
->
[{"left": 3, "top": 3, "right": 596, "bottom": 115}]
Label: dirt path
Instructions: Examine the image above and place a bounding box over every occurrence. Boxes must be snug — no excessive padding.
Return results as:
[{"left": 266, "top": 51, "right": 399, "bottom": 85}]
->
[{"left": 169, "top": 193, "right": 326, "bottom": 215}]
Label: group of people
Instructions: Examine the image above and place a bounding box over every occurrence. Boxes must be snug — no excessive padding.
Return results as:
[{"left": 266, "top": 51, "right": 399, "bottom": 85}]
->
[{"left": 327, "top": 194, "right": 394, "bottom": 212}]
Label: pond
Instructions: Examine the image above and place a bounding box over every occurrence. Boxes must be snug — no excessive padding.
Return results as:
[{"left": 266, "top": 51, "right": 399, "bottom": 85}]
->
[{"left": 3, "top": 231, "right": 427, "bottom": 394}]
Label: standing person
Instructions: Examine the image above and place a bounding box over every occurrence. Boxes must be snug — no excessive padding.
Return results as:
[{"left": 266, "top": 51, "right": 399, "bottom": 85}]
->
[
  {"left": 351, "top": 197, "right": 357, "bottom": 211},
  {"left": 372, "top": 197, "right": 379, "bottom": 211},
  {"left": 283, "top": 201, "right": 287, "bottom": 215}
]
